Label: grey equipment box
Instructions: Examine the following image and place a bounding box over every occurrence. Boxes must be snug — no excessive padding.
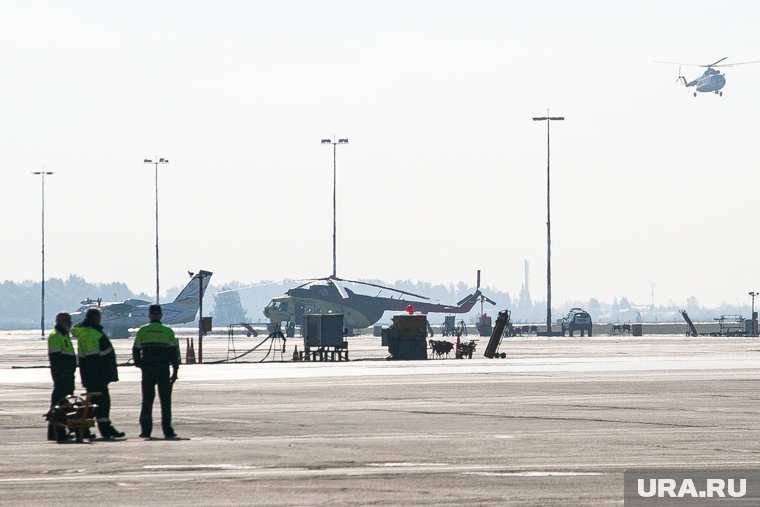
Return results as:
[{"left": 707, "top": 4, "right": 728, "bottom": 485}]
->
[
  {"left": 384, "top": 314, "right": 428, "bottom": 360},
  {"left": 391, "top": 314, "right": 428, "bottom": 339},
  {"left": 304, "top": 314, "right": 344, "bottom": 348}
]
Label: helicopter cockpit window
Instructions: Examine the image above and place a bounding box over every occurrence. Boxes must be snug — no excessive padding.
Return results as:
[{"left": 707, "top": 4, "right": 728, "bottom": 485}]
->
[{"left": 268, "top": 301, "right": 289, "bottom": 312}]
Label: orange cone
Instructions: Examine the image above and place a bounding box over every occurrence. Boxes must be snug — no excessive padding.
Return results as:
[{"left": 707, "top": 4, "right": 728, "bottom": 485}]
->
[{"left": 185, "top": 337, "right": 196, "bottom": 364}]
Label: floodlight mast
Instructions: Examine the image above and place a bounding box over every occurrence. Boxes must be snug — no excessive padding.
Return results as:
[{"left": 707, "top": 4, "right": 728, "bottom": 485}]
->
[
  {"left": 321, "top": 138, "right": 349, "bottom": 278},
  {"left": 144, "top": 157, "right": 169, "bottom": 304},
  {"left": 532, "top": 112, "right": 564, "bottom": 334},
  {"left": 32, "top": 170, "right": 54, "bottom": 338}
]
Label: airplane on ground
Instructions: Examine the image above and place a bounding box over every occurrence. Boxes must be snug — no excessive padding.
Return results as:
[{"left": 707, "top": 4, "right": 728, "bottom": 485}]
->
[{"left": 70, "top": 270, "right": 213, "bottom": 338}]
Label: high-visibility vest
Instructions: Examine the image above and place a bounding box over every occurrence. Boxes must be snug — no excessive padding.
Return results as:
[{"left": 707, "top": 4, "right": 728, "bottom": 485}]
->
[
  {"left": 48, "top": 330, "right": 75, "bottom": 357},
  {"left": 134, "top": 322, "right": 177, "bottom": 348},
  {"left": 72, "top": 326, "right": 103, "bottom": 359}
]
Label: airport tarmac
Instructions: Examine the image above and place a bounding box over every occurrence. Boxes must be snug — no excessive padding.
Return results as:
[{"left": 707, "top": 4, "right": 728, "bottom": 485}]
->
[{"left": 1, "top": 332, "right": 759, "bottom": 506}]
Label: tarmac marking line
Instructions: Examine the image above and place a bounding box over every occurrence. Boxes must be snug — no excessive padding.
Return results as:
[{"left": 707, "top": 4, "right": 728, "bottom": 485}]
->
[
  {"left": 463, "top": 472, "right": 606, "bottom": 477},
  {"left": 363, "top": 408, "right": 705, "bottom": 428},
  {"left": 4, "top": 461, "right": 760, "bottom": 484}
]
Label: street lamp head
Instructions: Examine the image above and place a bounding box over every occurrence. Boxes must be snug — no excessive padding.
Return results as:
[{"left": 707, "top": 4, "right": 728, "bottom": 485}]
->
[
  {"left": 144, "top": 159, "right": 152, "bottom": 164},
  {"left": 338, "top": 138, "right": 348, "bottom": 144},
  {"left": 321, "top": 139, "right": 332, "bottom": 144},
  {"left": 159, "top": 158, "right": 168, "bottom": 163}
]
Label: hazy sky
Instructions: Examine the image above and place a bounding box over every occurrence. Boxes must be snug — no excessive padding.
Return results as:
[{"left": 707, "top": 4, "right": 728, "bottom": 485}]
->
[{"left": 2, "top": 1, "right": 760, "bottom": 307}]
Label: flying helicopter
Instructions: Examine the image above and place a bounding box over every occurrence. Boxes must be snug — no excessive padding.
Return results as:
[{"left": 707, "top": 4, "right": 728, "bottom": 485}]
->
[
  {"left": 263, "top": 271, "right": 493, "bottom": 336},
  {"left": 655, "top": 57, "right": 759, "bottom": 97}
]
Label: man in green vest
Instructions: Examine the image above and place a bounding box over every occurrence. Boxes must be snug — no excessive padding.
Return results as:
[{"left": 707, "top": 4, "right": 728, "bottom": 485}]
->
[
  {"left": 73, "top": 308, "right": 125, "bottom": 439},
  {"left": 133, "top": 304, "right": 180, "bottom": 439},
  {"left": 47, "top": 312, "right": 77, "bottom": 441}
]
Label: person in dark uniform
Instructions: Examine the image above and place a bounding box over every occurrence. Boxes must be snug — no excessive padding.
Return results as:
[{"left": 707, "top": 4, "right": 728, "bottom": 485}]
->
[
  {"left": 133, "top": 304, "right": 179, "bottom": 439},
  {"left": 73, "top": 308, "right": 125, "bottom": 439},
  {"left": 47, "top": 312, "right": 76, "bottom": 441}
]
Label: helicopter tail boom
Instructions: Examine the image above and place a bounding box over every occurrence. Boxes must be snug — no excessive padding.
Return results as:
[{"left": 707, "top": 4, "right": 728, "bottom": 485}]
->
[{"left": 676, "top": 67, "right": 693, "bottom": 88}]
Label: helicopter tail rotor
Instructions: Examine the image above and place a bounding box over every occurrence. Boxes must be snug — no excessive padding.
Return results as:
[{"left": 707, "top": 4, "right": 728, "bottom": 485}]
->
[{"left": 676, "top": 66, "right": 687, "bottom": 86}]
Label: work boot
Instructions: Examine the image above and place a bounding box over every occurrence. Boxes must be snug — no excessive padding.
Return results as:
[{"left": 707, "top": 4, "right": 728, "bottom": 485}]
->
[
  {"left": 109, "top": 426, "right": 125, "bottom": 439},
  {"left": 98, "top": 421, "right": 124, "bottom": 439},
  {"left": 47, "top": 424, "right": 56, "bottom": 441}
]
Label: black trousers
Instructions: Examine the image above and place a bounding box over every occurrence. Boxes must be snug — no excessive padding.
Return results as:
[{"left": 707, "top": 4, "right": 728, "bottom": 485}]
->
[
  {"left": 139, "top": 368, "right": 172, "bottom": 436},
  {"left": 50, "top": 370, "right": 75, "bottom": 408},
  {"left": 48, "top": 369, "right": 75, "bottom": 440},
  {"left": 88, "top": 384, "right": 111, "bottom": 424}
]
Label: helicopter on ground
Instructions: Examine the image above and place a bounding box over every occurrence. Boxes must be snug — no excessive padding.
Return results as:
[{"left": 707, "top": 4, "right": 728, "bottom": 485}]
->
[
  {"left": 655, "top": 57, "right": 759, "bottom": 97},
  {"left": 263, "top": 271, "right": 493, "bottom": 336}
]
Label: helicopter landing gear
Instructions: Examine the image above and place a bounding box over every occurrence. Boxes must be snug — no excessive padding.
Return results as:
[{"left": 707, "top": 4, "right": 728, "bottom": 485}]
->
[
  {"left": 719, "top": 91, "right": 723, "bottom": 96},
  {"left": 693, "top": 92, "right": 697, "bottom": 97}
]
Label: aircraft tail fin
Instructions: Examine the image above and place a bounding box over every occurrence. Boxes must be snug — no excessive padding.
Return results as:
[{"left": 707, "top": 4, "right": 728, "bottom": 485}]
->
[
  {"left": 174, "top": 270, "right": 213, "bottom": 303},
  {"left": 162, "top": 270, "right": 213, "bottom": 324}
]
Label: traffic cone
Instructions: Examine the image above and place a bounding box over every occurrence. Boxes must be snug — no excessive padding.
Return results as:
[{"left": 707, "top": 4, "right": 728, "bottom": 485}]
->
[
  {"left": 292, "top": 345, "right": 299, "bottom": 362},
  {"left": 185, "top": 337, "right": 196, "bottom": 364}
]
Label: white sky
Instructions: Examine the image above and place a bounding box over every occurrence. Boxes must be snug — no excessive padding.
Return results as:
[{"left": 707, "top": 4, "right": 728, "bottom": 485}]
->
[{"left": 2, "top": 0, "right": 759, "bottom": 307}]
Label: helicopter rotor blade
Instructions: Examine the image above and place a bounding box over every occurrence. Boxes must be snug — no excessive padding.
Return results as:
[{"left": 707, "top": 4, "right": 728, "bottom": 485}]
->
[
  {"left": 713, "top": 60, "right": 760, "bottom": 67},
  {"left": 291, "top": 275, "right": 337, "bottom": 289},
  {"left": 214, "top": 280, "right": 301, "bottom": 294},
  {"left": 293, "top": 279, "right": 320, "bottom": 289},
  {"left": 457, "top": 291, "right": 479, "bottom": 307},
  {"left": 703, "top": 56, "right": 728, "bottom": 67},
  {"left": 654, "top": 60, "right": 703, "bottom": 67},
  {"left": 334, "top": 277, "right": 432, "bottom": 300},
  {"left": 483, "top": 295, "right": 497, "bottom": 306},
  {"left": 328, "top": 278, "right": 349, "bottom": 300}
]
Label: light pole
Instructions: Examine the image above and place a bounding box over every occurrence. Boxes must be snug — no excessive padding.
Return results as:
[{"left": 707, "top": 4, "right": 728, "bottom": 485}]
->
[
  {"left": 321, "top": 138, "right": 348, "bottom": 278},
  {"left": 190, "top": 270, "right": 212, "bottom": 363},
  {"left": 749, "top": 291, "right": 758, "bottom": 336},
  {"left": 144, "top": 157, "right": 169, "bottom": 304},
  {"left": 32, "top": 170, "right": 54, "bottom": 338},
  {"left": 532, "top": 111, "right": 564, "bottom": 335}
]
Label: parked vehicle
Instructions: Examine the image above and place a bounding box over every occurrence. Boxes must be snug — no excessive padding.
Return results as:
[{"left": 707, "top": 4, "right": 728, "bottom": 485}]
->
[{"left": 561, "top": 308, "right": 593, "bottom": 337}]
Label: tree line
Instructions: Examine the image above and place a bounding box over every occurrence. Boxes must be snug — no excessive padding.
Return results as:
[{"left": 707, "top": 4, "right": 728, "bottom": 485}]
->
[{"left": 0, "top": 275, "right": 751, "bottom": 329}]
